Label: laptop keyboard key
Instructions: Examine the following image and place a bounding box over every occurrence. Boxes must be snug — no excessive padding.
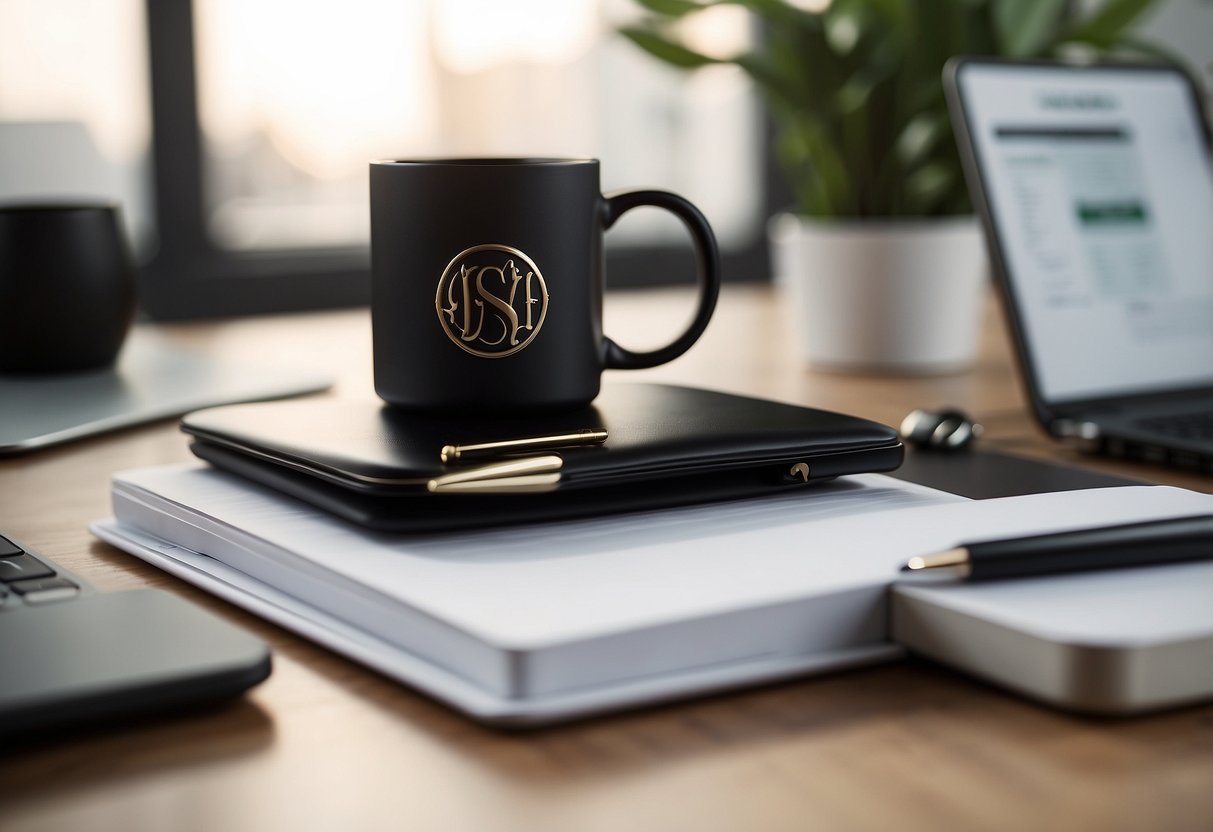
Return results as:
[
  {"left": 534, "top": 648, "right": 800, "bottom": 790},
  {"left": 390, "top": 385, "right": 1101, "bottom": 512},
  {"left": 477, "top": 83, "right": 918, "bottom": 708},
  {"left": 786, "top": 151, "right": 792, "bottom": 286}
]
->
[
  {"left": 0, "top": 553, "right": 55, "bottom": 582},
  {"left": 1135, "top": 411, "right": 1213, "bottom": 441},
  {"left": 10, "top": 576, "right": 78, "bottom": 596},
  {"left": 21, "top": 586, "right": 82, "bottom": 605}
]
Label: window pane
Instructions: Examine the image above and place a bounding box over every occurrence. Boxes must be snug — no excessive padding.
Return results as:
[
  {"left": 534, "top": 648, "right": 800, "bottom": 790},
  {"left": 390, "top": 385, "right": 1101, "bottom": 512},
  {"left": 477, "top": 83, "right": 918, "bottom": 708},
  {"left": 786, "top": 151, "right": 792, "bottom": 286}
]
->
[
  {"left": 0, "top": 0, "right": 153, "bottom": 257},
  {"left": 194, "top": 0, "right": 762, "bottom": 253}
]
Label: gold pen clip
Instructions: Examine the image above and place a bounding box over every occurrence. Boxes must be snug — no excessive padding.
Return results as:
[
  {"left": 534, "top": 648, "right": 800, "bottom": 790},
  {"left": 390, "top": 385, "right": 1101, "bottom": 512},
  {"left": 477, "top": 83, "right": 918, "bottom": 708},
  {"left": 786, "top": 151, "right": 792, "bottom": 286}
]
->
[
  {"left": 427, "top": 455, "right": 564, "bottom": 494},
  {"left": 440, "top": 428, "right": 607, "bottom": 464}
]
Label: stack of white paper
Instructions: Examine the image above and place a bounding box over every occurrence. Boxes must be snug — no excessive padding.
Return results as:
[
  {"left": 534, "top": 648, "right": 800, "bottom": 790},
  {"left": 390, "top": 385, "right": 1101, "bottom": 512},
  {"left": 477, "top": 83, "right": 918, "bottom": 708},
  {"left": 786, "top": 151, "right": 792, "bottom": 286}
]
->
[{"left": 92, "top": 465, "right": 1213, "bottom": 724}]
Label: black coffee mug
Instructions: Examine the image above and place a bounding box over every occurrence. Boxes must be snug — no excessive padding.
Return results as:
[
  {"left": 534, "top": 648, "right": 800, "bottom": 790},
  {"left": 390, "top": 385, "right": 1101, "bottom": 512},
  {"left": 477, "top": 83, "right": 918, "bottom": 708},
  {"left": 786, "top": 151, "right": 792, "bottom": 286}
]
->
[
  {"left": 0, "top": 203, "right": 136, "bottom": 374},
  {"left": 370, "top": 158, "right": 720, "bottom": 410}
]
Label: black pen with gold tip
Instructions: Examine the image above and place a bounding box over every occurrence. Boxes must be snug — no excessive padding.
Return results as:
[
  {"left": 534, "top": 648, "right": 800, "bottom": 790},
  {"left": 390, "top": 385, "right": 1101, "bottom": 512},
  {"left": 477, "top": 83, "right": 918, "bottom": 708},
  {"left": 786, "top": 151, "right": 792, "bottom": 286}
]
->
[{"left": 902, "top": 514, "right": 1213, "bottom": 581}]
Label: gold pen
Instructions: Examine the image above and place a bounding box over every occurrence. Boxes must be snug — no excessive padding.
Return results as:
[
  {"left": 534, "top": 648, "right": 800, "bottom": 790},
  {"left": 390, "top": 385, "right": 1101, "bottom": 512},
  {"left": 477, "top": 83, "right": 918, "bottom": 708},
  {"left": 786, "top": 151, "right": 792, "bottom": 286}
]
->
[
  {"left": 428, "top": 455, "right": 564, "bottom": 494},
  {"left": 440, "top": 428, "right": 607, "bottom": 464}
]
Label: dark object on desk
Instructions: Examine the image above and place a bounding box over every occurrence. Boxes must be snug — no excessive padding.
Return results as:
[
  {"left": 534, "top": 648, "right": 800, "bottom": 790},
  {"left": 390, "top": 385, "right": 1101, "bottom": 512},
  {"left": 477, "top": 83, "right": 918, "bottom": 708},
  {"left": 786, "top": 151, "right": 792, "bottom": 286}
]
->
[
  {"left": 0, "top": 203, "right": 135, "bottom": 374},
  {"left": 946, "top": 59, "right": 1213, "bottom": 473},
  {"left": 183, "top": 383, "right": 904, "bottom": 531},
  {"left": 903, "top": 514, "right": 1213, "bottom": 580},
  {"left": 891, "top": 446, "right": 1143, "bottom": 500},
  {"left": 900, "top": 407, "right": 982, "bottom": 452},
  {"left": 0, "top": 532, "right": 271, "bottom": 739}
]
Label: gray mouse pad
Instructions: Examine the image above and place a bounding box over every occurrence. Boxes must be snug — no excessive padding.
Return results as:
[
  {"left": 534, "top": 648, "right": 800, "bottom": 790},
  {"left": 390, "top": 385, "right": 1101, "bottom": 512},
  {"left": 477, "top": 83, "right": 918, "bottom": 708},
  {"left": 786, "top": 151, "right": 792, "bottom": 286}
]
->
[{"left": 1, "top": 329, "right": 333, "bottom": 455}]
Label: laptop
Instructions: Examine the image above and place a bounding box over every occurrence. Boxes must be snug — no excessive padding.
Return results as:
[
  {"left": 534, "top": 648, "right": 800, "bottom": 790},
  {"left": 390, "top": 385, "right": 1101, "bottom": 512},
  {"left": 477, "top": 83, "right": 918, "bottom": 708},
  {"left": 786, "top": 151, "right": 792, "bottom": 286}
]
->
[
  {"left": 1, "top": 529, "right": 272, "bottom": 739},
  {"left": 946, "top": 58, "right": 1213, "bottom": 473}
]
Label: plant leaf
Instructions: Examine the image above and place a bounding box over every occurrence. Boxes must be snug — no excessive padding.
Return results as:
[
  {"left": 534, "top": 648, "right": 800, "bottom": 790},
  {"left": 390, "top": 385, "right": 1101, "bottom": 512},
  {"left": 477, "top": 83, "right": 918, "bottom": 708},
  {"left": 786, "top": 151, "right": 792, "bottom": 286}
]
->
[
  {"left": 825, "top": 3, "right": 866, "bottom": 56},
  {"left": 993, "top": 0, "right": 1067, "bottom": 57},
  {"left": 1109, "top": 33, "right": 1192, "bottom": 67},
  {"left": 1066, "top": 0, "right": 1159, "bottom": 47},
  {"left": 618, "top": 27, "right": 720, "bottom": 69},
  {"left": 864, "top": 0, "right": 911, "bottom": 36},
  {"left": 633, "top": 0, "right": 708, "bottom": 17},
  {"left": 894, "top": 111, "right": 947, "bottom": 168},
  {"left": 736, "top": 54, "right": 811, "bottom": 112},
  {"left": 903, "top": 161, "right": 956, "bottom": 214},
  {"left": 776, "top": 112, "right": 854, "bottom": 216},
  {"left": 722, "top": 0, "right": 821, "bottom": 30}
]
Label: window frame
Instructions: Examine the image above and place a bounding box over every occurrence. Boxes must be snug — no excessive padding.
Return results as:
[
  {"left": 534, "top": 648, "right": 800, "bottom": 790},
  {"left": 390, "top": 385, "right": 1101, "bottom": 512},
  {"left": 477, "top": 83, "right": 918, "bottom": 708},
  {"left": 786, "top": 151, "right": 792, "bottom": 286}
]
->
[{"left": 141, "top": 0, "right": 778, "bottom": 320}]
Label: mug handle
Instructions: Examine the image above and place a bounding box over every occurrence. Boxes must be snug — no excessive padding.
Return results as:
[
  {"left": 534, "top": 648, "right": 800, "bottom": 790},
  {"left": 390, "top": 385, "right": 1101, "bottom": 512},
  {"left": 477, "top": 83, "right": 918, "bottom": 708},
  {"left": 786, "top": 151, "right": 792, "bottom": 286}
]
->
[{"left": 600, "top": 189, "right": 721, "bottom": 370}]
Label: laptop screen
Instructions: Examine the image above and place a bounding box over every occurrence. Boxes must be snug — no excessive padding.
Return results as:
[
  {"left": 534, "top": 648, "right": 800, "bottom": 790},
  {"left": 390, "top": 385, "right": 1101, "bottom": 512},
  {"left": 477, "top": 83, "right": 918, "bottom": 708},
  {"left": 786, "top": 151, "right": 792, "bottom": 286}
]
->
[{"left": 953, "top": 62, "right": 1213, "bottom": 404}]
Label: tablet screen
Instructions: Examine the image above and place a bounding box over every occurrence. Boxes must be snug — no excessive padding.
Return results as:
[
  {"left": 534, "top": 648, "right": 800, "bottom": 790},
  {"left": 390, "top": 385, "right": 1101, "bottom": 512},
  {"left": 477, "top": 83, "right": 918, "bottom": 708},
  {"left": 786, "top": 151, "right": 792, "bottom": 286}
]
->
[{"left": 955, "top": 63, "right": 1213, "bottom": 403}]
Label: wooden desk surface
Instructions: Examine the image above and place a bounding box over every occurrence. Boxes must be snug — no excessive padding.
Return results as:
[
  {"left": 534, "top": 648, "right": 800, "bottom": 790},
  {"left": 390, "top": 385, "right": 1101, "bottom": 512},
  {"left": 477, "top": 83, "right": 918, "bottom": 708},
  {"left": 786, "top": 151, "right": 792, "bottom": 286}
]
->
[{"left": 3, "top": 285, "right": 1211, "bottom": 832}]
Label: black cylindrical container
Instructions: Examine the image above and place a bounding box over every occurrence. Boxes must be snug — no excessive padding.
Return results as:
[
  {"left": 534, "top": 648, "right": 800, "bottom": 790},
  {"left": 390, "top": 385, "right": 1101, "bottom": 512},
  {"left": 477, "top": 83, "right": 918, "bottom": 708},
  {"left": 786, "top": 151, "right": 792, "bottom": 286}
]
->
[{"left": 0, "top": 203, "right": 136, "bottom": 374}]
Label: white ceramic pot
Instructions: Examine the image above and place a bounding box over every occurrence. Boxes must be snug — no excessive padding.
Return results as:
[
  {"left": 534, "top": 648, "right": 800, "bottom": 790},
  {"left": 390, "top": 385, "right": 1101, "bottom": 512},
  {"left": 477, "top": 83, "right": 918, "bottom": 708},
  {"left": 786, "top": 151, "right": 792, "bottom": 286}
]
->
[{"left": 769, "top": 214, "right": 986, "bottom": 374}]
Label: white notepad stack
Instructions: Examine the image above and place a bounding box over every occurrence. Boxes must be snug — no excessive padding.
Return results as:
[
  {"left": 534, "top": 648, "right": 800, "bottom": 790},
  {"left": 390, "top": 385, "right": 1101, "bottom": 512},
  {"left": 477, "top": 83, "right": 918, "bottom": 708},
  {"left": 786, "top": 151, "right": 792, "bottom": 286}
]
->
[{"left": 92, "top": 465, "right": 1213, "bottom": 724}]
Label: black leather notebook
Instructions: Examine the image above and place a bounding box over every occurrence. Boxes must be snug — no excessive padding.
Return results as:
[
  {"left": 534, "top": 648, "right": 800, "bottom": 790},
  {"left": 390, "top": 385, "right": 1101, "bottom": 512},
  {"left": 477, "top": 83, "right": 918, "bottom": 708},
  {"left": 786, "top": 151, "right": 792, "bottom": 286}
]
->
[{"left": 182, "top": 383, "right": 903, "bottom": 531}]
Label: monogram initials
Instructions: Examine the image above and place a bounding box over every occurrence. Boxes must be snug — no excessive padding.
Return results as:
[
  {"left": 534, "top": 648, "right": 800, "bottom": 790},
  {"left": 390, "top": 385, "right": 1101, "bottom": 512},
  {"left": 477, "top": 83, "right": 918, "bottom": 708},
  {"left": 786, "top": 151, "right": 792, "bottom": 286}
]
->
[{"left": 436, "top": 244, "right": 549, "bottom": 358}]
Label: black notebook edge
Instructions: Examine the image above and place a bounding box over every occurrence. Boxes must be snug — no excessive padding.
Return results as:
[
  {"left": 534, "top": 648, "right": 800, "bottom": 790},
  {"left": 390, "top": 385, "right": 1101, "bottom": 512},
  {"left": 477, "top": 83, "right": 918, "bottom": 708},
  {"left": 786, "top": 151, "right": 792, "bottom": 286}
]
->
[{"left": 189, "top": 439, "right": 904, "bottom": 533}]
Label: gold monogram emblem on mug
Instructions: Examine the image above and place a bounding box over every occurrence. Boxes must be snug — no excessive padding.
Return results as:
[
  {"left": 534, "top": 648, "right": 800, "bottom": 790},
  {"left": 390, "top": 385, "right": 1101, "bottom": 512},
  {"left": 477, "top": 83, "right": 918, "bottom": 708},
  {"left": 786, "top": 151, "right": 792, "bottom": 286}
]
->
[{"left": 435, "top": 244, "right": 550, "bottom": 358}]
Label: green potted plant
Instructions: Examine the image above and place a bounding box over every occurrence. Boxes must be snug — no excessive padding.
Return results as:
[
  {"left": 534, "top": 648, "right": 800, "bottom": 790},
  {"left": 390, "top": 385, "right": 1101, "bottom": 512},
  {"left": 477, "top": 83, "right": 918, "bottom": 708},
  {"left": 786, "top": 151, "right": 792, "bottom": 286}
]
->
[{"left": 622, "top": 0, "right": 1166, "bottom": 372}]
